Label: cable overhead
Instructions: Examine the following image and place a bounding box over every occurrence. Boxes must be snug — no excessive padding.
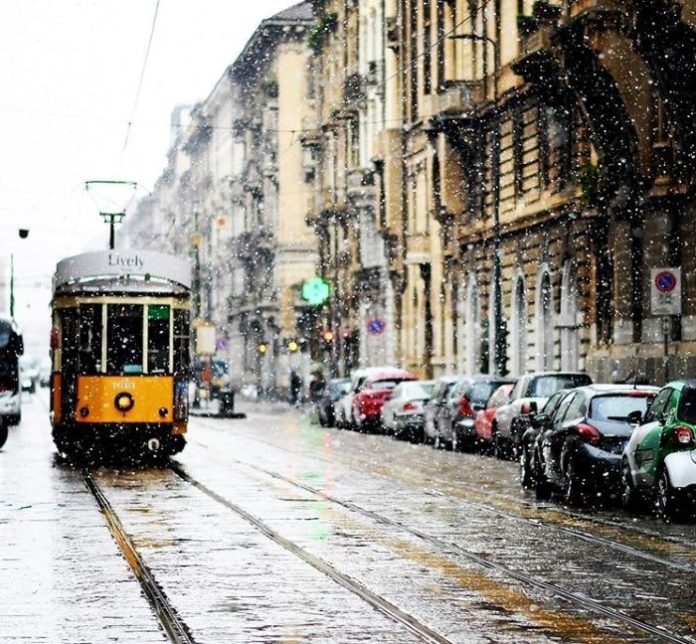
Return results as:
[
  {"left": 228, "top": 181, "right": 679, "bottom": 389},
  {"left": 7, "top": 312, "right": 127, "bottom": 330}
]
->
[{"left": 123, "top": 0, "right": 161, "bottom": 151}]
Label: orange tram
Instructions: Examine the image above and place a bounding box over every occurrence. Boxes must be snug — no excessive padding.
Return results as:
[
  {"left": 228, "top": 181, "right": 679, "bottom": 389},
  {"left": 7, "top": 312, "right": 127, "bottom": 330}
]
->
[{"left": 50, "top": 250, "right": 191, "bottom": 460}]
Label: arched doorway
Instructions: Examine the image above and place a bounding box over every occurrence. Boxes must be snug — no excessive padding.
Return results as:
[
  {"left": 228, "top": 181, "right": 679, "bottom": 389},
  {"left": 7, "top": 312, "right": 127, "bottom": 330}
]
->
[
  {"left": 536, "top": 270, "right": 554, "bottom": 371},
  {"left": 465, "top": 278, "right": 481, "bottom": 375},
  {"left": 511, "top": 276, "right": 527, "bottom": 375},
  {"left": 559, "top": 262, "right": 579, "bottom": 371}
]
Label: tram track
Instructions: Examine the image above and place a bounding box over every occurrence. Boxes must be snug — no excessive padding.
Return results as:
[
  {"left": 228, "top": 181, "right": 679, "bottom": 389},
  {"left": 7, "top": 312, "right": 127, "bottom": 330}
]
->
[
  {"left": 169, "top": 462, "right": 452, "bottom": 644},
  {"left": 82, "top": 469, "right": 197, "bottom": 644},
  {"left": 179, "top": 449, "right": 694, "bottom": 644},
  {"left": 192, "top": 416, "right": 696, "bottom": 552}
]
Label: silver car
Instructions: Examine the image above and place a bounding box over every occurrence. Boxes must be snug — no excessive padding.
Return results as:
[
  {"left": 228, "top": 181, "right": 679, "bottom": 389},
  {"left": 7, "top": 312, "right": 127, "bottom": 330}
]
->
[{"left": 381, "top": 380, "right": 435, "bottom": 439}]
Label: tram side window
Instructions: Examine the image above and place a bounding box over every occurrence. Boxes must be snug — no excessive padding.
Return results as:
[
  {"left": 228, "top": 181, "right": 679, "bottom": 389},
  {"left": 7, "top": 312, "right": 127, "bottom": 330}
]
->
[
  {"left": 173, "top": 309, "right": 190, "bottom": 374},
  {"left": 107, "top": 304, "right": 143, "bottom": 374},
  {"left": 147, "top": 305, "right": 170, "bottom": 374},
  {"left": 60, "top": 308, "right": 79, "bottom": 373},
  {"left": 79, "top": 304, "right": 102, "bottom": 374}
]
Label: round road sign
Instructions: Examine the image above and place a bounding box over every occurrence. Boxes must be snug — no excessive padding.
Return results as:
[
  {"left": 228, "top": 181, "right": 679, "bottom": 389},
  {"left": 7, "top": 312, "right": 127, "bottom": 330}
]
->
[{"left": 654, "top": 270, "right": 678, "bottom": 294}]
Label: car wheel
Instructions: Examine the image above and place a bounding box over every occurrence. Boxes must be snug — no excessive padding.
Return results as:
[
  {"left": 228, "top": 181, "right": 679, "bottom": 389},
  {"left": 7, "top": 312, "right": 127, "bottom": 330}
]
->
[
  {"left": 655, "top": 468, "right": 682, "bottom": 523},
  {"left": 534, "top": 452, "right": 552, "bottom": 501},
  {"left": 0, "top": 422, "right": 7, "bottom": 449},
  {"left": 451, "top": 427, "right": 460, "bottom": 453},
  {"left": 8, "top": 413, "right": 20, "bottom": 426},
  {"left": 519, "top": 443, "right": 535, "bottom": 489},
  {"left": 563, "top": 455, "right": 584, "bottom": 506},
  {"left": 492, "top": 425, "right": 506, "bottom": 460},
  {"left": 318, "top": 413, "right": 327, "bottom": 427},
  {"left": 620, "top": 460, "right": 642, "bottom": 513}
]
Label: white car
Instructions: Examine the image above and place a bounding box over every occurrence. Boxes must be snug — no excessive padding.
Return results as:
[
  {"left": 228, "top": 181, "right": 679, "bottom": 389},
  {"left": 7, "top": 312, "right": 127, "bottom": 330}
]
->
[{"left": 381, "top": 380, "right": 435, "bottom": 436}]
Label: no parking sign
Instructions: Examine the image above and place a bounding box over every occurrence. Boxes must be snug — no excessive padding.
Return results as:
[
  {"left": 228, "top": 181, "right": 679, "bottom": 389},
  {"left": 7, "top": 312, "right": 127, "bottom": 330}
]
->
[{"left": 650, "top": 268, "right": 681, "bottom": 316}]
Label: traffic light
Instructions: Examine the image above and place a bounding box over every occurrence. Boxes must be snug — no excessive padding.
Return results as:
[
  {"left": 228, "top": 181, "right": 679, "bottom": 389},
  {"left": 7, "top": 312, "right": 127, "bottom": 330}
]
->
[
  {"left": 257, "top": 342, "right": 268, "bottom": 355},
  {"left": 320, "top": 329, "right": 334, "bottom": 351},
  {"left": 287, "top": 339, "right": 299, "bottom": 353}
]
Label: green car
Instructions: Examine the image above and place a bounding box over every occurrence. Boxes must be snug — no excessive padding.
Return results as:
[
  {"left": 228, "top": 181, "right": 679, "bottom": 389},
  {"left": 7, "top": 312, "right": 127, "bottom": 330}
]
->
[{"left": 622, "top": 380, "right": 696, "bottom": 521}]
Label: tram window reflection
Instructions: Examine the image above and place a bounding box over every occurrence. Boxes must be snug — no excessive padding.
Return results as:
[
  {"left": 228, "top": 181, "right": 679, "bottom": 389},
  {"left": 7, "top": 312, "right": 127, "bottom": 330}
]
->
[
  {"left": 173, "top": 309, "right": 190, "bottom": 374},
  {"left": 107, "top": 304, "right": 143, "bottom": 374},
  {"left": 147, "top": 305, "right": 170, "bottom": 374},
  {"left": 78, "top": 304, "right": 102, "bottom": 374}
]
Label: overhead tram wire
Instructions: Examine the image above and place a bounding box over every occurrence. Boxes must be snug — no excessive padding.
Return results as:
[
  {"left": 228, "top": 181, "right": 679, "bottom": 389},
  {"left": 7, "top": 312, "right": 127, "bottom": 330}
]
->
[{"left": 122, "top": 0, "right": 161, "bottom": 152}]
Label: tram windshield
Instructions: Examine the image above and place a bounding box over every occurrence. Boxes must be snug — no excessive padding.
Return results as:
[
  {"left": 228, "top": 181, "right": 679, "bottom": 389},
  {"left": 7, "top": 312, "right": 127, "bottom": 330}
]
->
[{"left": 58, "top": 303, "right": 185, "bottom": 376}]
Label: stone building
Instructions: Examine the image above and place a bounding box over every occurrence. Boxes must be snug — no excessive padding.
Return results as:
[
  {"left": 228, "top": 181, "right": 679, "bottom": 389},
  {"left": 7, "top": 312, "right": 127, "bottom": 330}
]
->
[{"left": 124, "top": 2, "right": 317, "bottom": 394}]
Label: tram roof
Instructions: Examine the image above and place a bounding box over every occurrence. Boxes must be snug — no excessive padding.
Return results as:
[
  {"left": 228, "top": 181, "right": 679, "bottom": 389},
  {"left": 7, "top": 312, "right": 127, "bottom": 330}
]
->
[{"left": 53, "top": 250, "right": 191, "bottom": 294}]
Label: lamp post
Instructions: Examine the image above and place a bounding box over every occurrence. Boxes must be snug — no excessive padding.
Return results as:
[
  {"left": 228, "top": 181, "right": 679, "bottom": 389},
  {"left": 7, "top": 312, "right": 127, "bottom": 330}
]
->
[
  {"left": 450, "top": 31, "right": 505, "bottom": 376},
  {"left": 9, "top": 229, "right": 29, "bottom": 318}
]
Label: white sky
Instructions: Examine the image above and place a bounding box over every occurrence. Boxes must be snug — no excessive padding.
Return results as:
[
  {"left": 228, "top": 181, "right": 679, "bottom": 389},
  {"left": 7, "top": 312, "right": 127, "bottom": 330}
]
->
[{"left": 0, "top": 0, "right": 298, "bottom": 356}]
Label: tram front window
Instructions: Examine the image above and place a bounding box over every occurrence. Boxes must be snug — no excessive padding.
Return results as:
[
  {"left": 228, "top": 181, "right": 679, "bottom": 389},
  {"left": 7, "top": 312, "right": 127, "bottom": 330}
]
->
[
  {"left": 147, "top": 305, "right": 170, "bottom": 374},
  {"left": 107, "top": 304, "right": 143, "bottom": 374},
  {"left": 79, "top": 304, "right": 102, "bottom": 374}
]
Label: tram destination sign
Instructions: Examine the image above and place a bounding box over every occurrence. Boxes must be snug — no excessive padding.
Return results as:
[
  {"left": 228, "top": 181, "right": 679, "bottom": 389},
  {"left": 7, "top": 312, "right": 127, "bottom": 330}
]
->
[
  {"left": 650, "top": 267, "right": 681, "bottom": 316},
  {"left": 54, "top": 251, "right": 192, "bottom": 290}
]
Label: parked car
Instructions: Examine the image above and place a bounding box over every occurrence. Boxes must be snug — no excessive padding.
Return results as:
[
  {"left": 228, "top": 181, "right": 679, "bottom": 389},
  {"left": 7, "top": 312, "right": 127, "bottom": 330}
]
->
[
  {"left": 518, "top": 389, "right": 570, "bottom": 488},
  {"left": 352, "top": 369, "right": 416, "bottom": 432},
  {"left": 423, "top": 376, "right": 461, "bottom": 445},
  {"left": 622, "top": 380, "right": 696, "bottom": 522},
  {"left": 316, "top": 377, "right": 351, "bottom": 427},
  {"left": 494, "top": 372, "right": 593, "bottom": 459},
  {"left": 335, "top": 366, "right": 396, "bottom": 428},
  {"left": 533, "top": 385, "right": 657, "bottom": 505},
  {"left": 437, "top": 376, "right": 515, "bottom": 451},
  {"left": 474, "top": 383, "right": 516, "bottom": 451},
  {"left": 381, "top": 380, "right": 435, "bottom": 441},
  {"left": 19, "top": 355, "right": 40, "bottom": 393}
]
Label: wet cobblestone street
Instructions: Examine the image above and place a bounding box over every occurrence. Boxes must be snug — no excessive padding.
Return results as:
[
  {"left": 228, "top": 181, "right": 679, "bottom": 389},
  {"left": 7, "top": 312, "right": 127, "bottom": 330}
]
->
[{"left": 3, "top": 394, "right": 696, "bottom": 643}]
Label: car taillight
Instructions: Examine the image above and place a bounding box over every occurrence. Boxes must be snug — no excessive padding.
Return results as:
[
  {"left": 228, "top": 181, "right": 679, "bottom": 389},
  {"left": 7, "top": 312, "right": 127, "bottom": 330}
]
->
[
  {"left": 403, "top": 401, "right": 418, "bottom": 412},
  {"left": 673, "top": 425, "right": 695, "bottom": 447},
  {"left": 521, "top": 402, "right": 532, "bottom": 414},
  {"left": 576, "top": 423, "right": 601, "bottom": 446},
  {"left": 458, "top": 396, "right": 473, "bottom": 417}
]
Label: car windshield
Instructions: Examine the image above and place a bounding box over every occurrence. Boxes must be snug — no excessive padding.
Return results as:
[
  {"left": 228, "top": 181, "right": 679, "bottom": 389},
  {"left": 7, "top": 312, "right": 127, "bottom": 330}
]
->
[
  {"left": 468, "top": 382, "right": 500, "bottom": 405},
  {"left": 531, "top": 375, "right": 591, "bottom": 397},
  {"left": 678, "top": 387, "right": 696, "bottom": 424},
  {"left": 590, "top": 395, "right": 652, "bottom": 421},
  {"left": 404, "top": 383, "right": 433, "bottom": 399},
  {"left": 371, "top": 379, "right": 408, "bottom": 390}
]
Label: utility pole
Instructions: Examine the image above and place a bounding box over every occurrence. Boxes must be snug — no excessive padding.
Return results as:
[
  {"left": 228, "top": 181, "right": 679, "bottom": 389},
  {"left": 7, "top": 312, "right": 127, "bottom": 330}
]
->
[{"left": 85, "top": 180, "right": 137, "bottom": 250}]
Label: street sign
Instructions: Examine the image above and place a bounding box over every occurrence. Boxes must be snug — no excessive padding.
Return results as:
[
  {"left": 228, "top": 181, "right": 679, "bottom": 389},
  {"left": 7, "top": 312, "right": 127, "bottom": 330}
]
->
[
  {"left": 650, "top": 268, "right": 681, "bottom": 316},
  {"left": 301, "top": 277, "right": 330, "bottom": 305},
  {"left": 367, "top": 318, "right": 386, "bottom": 335}
]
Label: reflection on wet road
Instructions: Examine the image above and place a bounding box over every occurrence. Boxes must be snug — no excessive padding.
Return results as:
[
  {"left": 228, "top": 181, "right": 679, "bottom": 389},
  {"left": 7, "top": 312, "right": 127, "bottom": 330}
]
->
[{"left": 3, "top": 396, "right": 696, "bottom": 643}]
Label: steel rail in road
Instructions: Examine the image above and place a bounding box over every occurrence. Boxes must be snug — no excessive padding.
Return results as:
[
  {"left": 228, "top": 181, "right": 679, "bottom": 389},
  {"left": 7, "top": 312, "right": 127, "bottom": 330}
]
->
[
  {"left": 192, "top": 417, "right": 696, "bottom": 553},
  {"left": 229, "top": 457, "right": 695, "bottom": 644},
  {"left": 169, "top": 463, "right": 452, "bottom": 644},
  {"left": 82, "top": 470, "right": 196, "bottom": 644},
  {"left": 186, "top": 438, "right": 692, "bottom": 644}
]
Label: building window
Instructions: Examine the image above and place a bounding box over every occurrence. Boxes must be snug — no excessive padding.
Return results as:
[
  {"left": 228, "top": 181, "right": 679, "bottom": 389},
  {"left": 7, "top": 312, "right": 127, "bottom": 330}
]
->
[{"left": 511, "top": 277, "right": 527, "bottom": 375}]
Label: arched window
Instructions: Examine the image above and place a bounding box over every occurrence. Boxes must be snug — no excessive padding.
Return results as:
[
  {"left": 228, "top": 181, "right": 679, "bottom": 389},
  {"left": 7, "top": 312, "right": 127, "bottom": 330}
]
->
[
  {"left": 465, "top": 278, "right": 481, "bottom": 375},
  {"left": 511, "top": 276, "right": 527, "bottom": 375},
  {"left": 536, "top": 270, "right": 554, "bottom": 371},
  {"left": 559, "top": 262, "right": 579, "bottom": 371}
]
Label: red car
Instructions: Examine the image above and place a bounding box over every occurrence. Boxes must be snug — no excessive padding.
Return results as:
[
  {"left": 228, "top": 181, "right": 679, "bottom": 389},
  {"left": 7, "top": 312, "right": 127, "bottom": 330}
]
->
[
  {"left": 352, "top": 370, "right": 416, "bottom": 432},
  {"left": 474, "top": 383, "right": 515, "bottom": 449}
]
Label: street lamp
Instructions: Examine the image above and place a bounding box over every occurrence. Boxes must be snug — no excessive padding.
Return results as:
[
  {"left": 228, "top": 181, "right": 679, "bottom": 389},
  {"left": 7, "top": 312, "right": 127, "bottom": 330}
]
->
[
  {"left": 450, "top": 31, "right": 505, "bottom": 376},
  {"left": 10, "top": 228, "right": 29, "bottom": 318}
]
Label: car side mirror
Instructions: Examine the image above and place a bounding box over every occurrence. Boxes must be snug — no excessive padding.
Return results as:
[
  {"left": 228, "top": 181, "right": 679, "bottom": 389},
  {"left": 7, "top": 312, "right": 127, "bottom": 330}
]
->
[
  {"left": 626, "top": 410, "right": 643, "bottom": 425},
  {"left": 531, "top": 413, "right": 549, "bottom": 429},
  {"left": 472, "top": 402, "right": 484, "bottom": 412}
]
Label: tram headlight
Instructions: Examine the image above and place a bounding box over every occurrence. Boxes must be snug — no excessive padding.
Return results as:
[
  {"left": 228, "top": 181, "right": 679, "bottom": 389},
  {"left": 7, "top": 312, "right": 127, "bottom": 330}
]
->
[{"left": 114, "top": 392, "right": 135, "bottom": 412}]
